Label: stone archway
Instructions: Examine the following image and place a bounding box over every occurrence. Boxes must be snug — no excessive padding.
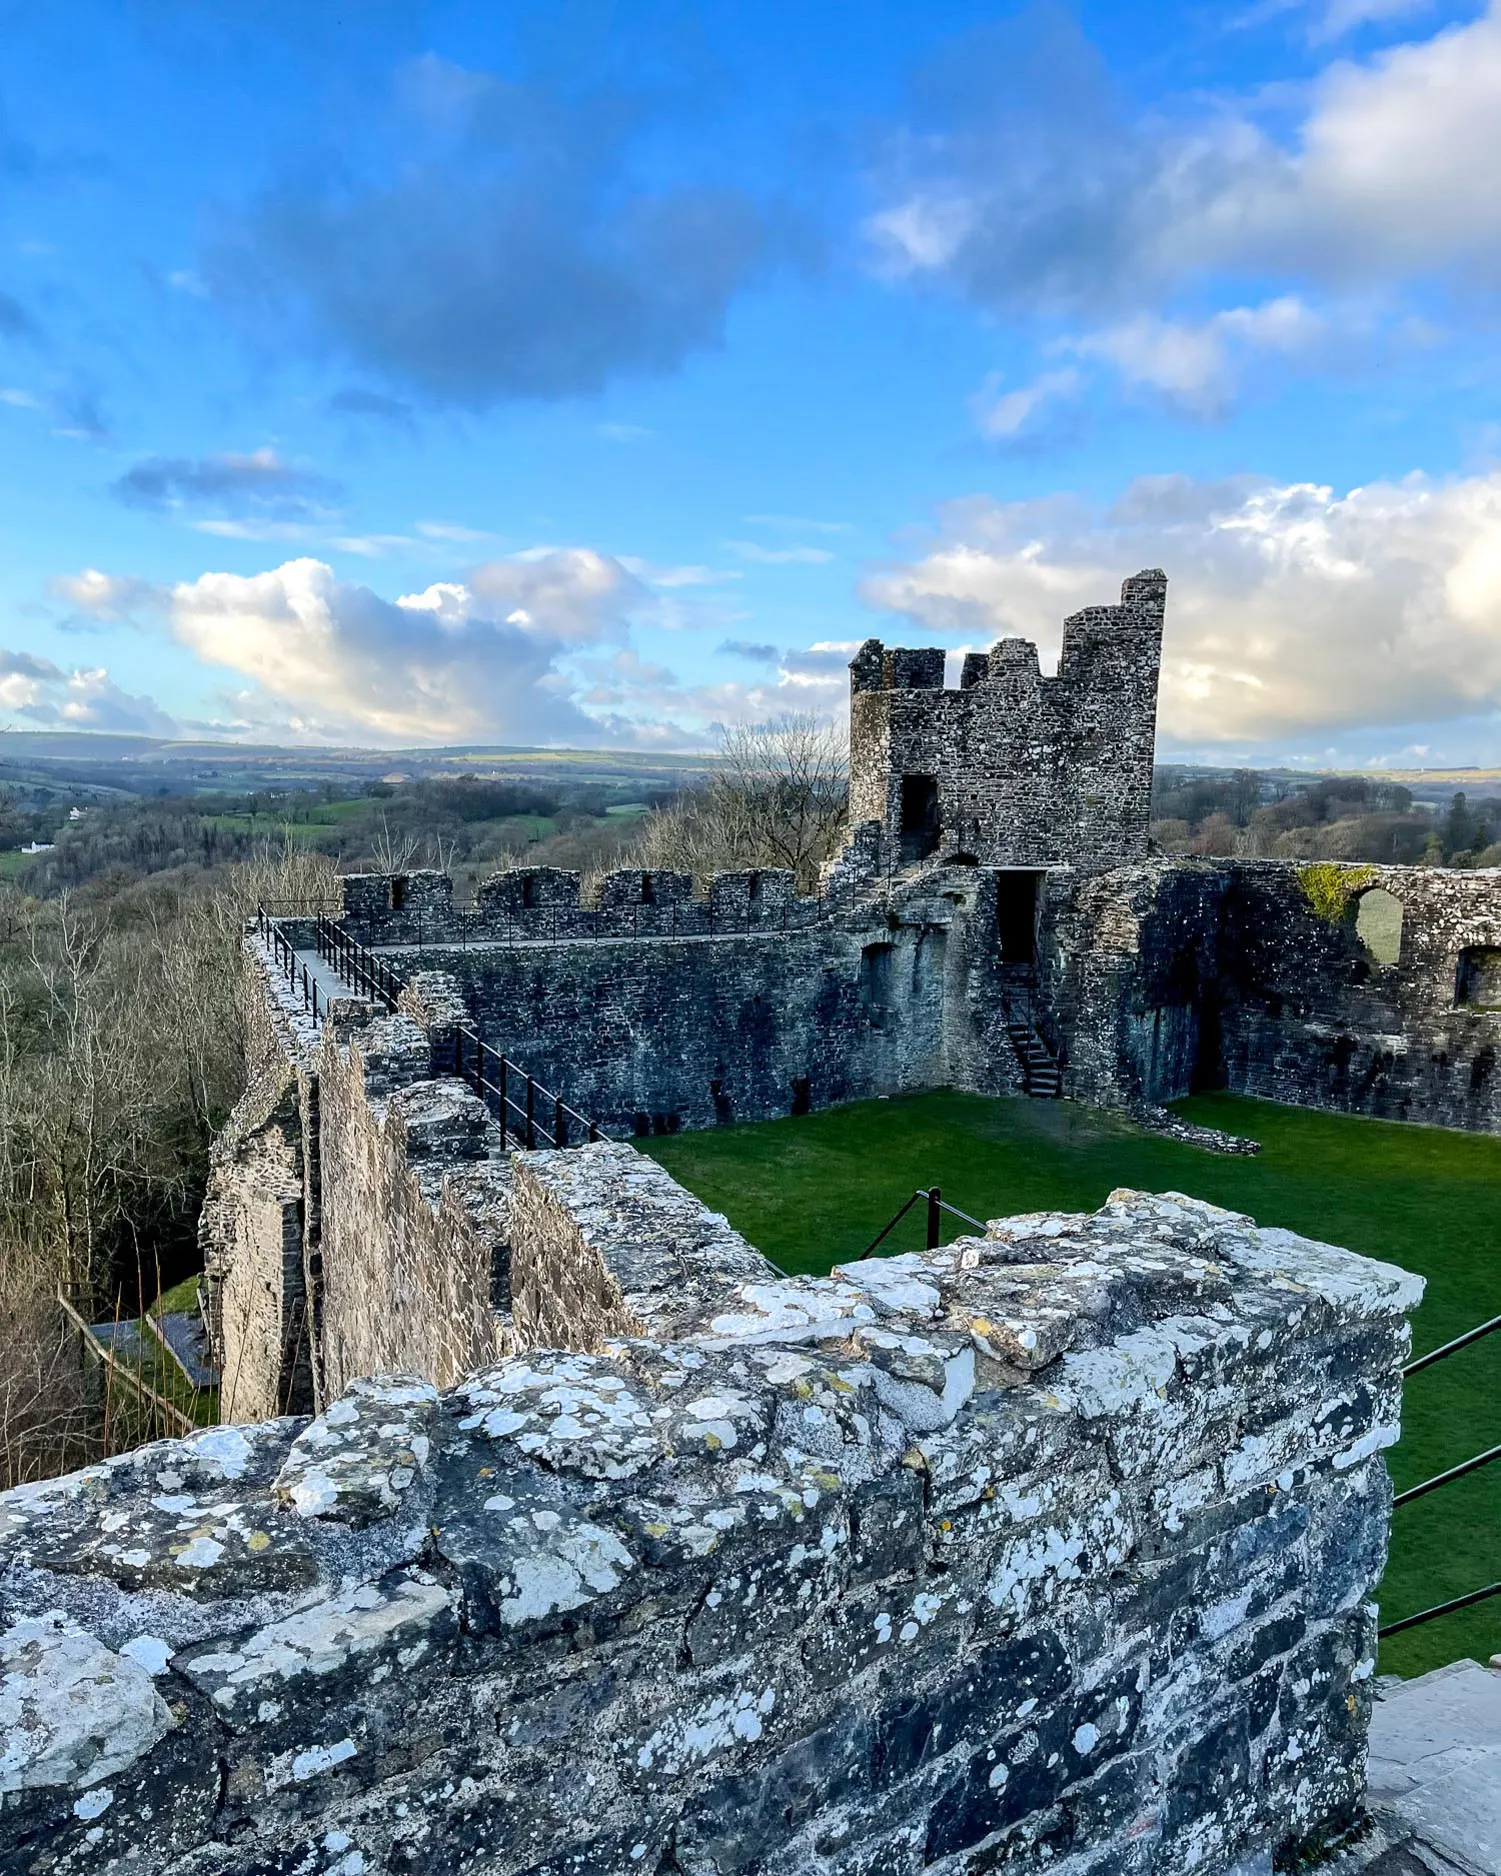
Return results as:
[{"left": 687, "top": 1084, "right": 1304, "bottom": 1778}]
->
[{"left": 1354, "top": 886, "right": 1403, "bottom": 967}]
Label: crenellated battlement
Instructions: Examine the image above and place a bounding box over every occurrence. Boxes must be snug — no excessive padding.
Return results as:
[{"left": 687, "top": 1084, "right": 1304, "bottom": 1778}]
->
[{"left": 844, "top": 569, "right": 1166, "bottom": 875}]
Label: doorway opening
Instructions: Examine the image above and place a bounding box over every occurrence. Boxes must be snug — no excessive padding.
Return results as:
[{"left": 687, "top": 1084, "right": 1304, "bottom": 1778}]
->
[
  {"left": 899, "top": 775, "right": 940, "bottom": 864},
  {"left": 995, "top": 872, "right": 1041, "bottom": 965}
]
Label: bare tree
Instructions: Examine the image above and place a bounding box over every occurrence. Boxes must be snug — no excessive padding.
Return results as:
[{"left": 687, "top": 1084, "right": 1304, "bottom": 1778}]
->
[
  {"left": 634, "top": 714, "right": 849, "bottom": 891},
  {"left": 0, "top": 844, "right": 341, "bottom": 1486},
  {"left": 369, "top": 814, "right": 421, "bottom": 876}
]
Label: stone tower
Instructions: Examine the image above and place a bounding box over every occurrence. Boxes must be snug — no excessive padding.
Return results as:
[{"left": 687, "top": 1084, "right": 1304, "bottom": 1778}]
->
[{"left": 845, "top": 568, "right": 1167, "bottom": 874}]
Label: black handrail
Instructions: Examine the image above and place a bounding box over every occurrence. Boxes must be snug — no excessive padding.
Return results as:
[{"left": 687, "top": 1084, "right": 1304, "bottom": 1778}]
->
[
  {"left": 1403, "top": 1311, "right": 1501, "bottom": 1377},
  {"left": 1379, "top": 1580, "right": 1501, "bottom": 1640},
  {"left": 260, "top": 909, "right": 602, "bottom": 1151},
  {"left": 861, "top": 1186, "right": 987, "bottom": 1259},
  {"left": 1392, "top": 1442, "right": 1501, "bottom": 1509},
  {"left": 1379, "top": 1306, "right": 1500, "bottom": 1638}
]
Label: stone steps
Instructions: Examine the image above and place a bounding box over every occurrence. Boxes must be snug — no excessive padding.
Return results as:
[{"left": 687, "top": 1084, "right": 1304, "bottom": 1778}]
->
[{"left": 1007, "top": 1021, "right": 1062, "bottom": 1097}]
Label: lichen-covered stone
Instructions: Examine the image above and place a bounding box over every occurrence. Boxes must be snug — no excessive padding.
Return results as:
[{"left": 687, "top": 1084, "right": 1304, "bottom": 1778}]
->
[
  {"left": 0, "top": 1613, "right": 174, "bottom": 1795},
  {"left": 0, "top": 1174, "right": 1421, "bottom": 1876}
]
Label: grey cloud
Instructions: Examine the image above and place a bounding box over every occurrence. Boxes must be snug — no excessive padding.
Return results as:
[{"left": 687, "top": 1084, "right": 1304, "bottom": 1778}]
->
[
  {"left": 327, "top": 387, "right": 416, "bottom": 425},
  {"left": 871, "top": 4, "right": 1501, "bottom": 318},
  {"left": 110, "top": 449, "right": 339, "bottom": 517},
  {"left": 208, "top": 66, "right": 773, "bottom": 406},
  {"left": 717, "top": 639, "right": 781, "bottom": 663},
  {"left": 870, "top": 9, "right": 1188, "bottom": 316},
  {"left": 779, "top": 645, "right": 856, "bottom": 677},
  {"left": 0, "top": 291, "right": 35, "bottom": 340},
  {"left": 0, "top": 648, "right": 62, "bottom": 681}
]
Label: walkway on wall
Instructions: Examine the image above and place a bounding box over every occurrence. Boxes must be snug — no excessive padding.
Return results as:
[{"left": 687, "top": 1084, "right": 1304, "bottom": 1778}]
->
[{"left": 260, "top": 911, "right": 602, "bottom": 1150}]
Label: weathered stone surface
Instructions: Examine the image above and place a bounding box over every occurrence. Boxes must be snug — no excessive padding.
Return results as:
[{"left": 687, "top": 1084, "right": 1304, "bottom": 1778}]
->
[
  {"left": 845, "top": 571, "right": 1165, "bottom": 874},
  {"left": 0, "top": 1176, "right": 1421, "bottom": 1875},
  {"left": 0, "top": 1613, "right": 174, "bottom": 1794},
  {"left": 1366, "top": 1660, "right": 1501, "bottom": 1875}
]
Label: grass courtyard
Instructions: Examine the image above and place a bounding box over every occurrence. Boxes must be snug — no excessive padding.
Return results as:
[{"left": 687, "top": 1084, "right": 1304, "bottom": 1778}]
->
[{"left": 643, "top": 1090, "right": 1501, "bottom": 1679}]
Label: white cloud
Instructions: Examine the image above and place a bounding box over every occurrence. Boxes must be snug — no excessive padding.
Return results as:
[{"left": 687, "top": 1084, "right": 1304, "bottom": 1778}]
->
[
  {"left": 863, "top": 469, "right": 1501, "bottom": 748},
  {"left": 0, "top": 647, "right": 177, "bottom": 735},
  {"left": 1062, "top": 297, "right": 1326, "bottom": 414},
  {"left": 872, "top": 5, "right": 1501, "bottom": 311},
  {"left": 972, "top": 367, "right": 1082, "bottom": 438},
  {"left": 1310, "top": 0, "right": 1434, "bottom": 38},
  {"left": 157, "top": 553, "right": 647, "bottom": 744},
  {"left": 726, "top": 541, "right": 836, "bottom": 565},
  {"left": 50, "top": 569, "right": 159, "bottom": 621},
  {"left": 416, "top": 520, "right": 492, "bottom": 543},
  {"left": 743, "top": 515, "right": 852, "bottom": 534},
  {"left": 50, "top": 539, "right": 806, "bottom": 748}
]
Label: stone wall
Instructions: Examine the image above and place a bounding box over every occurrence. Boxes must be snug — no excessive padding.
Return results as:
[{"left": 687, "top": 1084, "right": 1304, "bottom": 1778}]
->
[
  {"left": 1211, "top": 862, "right": 1501, "bottom": 1129},
  {"left": 1023, "top": 859, "right": 1501, "bottom": 1132},
  {"left": 316, "top": 1011, "right": 514, "bottom": 1404},
  {"left": 372, "top": 885, "right": 979, "bottom": 1138},
  {"left": 199, "top": 944, "right": 321, "bottom": 1423},
  {"left": 0, "top": 1152, "right": 1421, "bottom": 1876},
  {"left": 845, "top": 571, "right": 1165, "bottom": 875}
]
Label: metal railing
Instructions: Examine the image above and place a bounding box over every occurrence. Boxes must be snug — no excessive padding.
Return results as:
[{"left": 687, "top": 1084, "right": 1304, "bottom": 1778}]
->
[
  {"left": 861, "top": 1186, "right": 987, "bottom": 1259},
  {"left": 1379, "top": 1310, "right": 1501, "bottom": 1639},
  {"left": 257, "top": 907, "right": 601, "bottom": 1151},
  {"left": 267, "top": 919, "right": 331, "bottom": 1023},
  {"left": 450, "top": 1024, "right": 600, "bottom": 1150}
]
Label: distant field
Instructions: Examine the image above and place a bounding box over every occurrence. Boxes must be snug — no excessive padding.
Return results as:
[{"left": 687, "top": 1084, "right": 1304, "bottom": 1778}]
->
[{"left": 644, "top": 1090, "right": 1501, "bottom": 1678}]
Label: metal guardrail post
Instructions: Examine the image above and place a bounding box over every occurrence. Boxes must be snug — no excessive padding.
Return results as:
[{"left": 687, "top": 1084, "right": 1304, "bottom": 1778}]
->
[
  {"left": 526, "top": 1075, "right": 536, "bottom": 1149},
  {"left": 499, "top": 1056, "right": 508, "bottom": 1144},
  {"left": 926, "top": 1186, "right": 942, "bottom": 1250},
  {"left": 554, "top": 1094, "right": 565, "bottom": 1148}
]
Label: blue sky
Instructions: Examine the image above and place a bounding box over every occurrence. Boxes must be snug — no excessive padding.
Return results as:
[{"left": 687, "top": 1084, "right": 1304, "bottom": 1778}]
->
[{"left": 3, "top": 0, "right": 1501, "bottom": 765}]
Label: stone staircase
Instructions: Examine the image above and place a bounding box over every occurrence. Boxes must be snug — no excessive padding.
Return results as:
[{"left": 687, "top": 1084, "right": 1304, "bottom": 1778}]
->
[{"left": 1007, "top": 1019, "right": 1062, "bottom": 1098}]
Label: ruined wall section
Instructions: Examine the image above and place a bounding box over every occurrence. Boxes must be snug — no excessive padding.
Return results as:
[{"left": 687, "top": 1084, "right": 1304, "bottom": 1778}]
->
[
  {"left": 846, "top": 571, "right": 1166, "bottom": 875},
  {"left": 1016, "top": 859, "right": 1501, "bottom": 1134},
  {"left": 373, "top": 903, "right": 959, "bottom": 1137},
  {"left": 1212, "top": 862, "right": 1501, "bottom": 1129},
  {"left": 199, "top": 940, "right": 321, "bottom": 1423},
  {"left": 1027, "top": 863, "right": 1234, "bottom": 1111},
  {"left": 0, "top": 1174, "right": 1422, "bottom": 1876},
  {"left": 315, "top": 1009, "right": 514, "bottom": 1403}
]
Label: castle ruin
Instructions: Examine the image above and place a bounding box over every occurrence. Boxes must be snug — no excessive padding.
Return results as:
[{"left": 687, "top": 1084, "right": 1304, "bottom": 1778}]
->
[{"left": 5, "top": 569, "right": 1496, "bottom": 1875}]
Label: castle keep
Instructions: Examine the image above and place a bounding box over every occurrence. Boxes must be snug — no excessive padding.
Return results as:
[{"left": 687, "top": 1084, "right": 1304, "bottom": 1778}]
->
[
  {"left": 4, "top": 567, "right": 1494, "bottom": 1876},
  {"left": 846, "top": 570, "right": 1165, "bottom": 873}
]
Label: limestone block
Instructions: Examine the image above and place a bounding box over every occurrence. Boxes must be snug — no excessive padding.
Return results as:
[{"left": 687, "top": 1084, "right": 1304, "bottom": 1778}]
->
[{"left": 0, "top": 1614, "right": 174, "bottom": 1795}]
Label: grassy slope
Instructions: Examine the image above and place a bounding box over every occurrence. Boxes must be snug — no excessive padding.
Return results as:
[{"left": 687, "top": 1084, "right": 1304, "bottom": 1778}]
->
[{"left": 643, "top": 1090, "right": 1501, "bottom": 1677}]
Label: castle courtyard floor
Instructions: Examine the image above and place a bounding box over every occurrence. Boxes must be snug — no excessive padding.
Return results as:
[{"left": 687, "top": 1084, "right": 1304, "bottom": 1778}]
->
[{"left": 644, "top": 1089, "right": 1501, "bottom": 1681}]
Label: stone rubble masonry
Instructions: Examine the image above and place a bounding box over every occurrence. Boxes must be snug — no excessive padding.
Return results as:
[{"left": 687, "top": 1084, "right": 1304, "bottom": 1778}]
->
[
  {"left": 1045, "top": 859, "right": 1501, "bottom": 1133},
  {"left": 316, "top": 1009, "right": 514, "bottom": 1406},
  {"left": 204, "top": 842, "right": 1501, "bottom": 1429},
  {"left": 199, "top": 942, "right": 322, "bottom": 1423},
  {"left": 0, "top": 1162, "right": 1422, "bottom": 1876},
  {"left": 846, "top": 571, "right": 1166, "bottom": 874}
]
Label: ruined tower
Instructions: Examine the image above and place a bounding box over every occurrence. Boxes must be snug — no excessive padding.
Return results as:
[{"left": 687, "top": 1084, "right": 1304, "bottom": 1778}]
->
[{"left": 846, "top": 569, "right": 1167, "bottom": 874}]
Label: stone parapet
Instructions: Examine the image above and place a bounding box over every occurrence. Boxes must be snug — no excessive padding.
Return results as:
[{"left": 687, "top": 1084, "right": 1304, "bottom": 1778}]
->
[{"left": 0, "top": 1167, "right": 1421, "bottom": 1876}]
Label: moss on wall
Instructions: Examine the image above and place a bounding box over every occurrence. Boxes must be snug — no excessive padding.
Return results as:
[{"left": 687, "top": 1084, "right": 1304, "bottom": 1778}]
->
[{"left": 1297, "top": 862, "right": 1377, "bottom": 924}]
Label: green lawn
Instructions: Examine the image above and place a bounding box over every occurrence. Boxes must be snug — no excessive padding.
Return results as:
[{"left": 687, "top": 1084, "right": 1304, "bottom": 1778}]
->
[{"left": 643, "top": 1090, "right": 1501, "bottom": 1678}]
